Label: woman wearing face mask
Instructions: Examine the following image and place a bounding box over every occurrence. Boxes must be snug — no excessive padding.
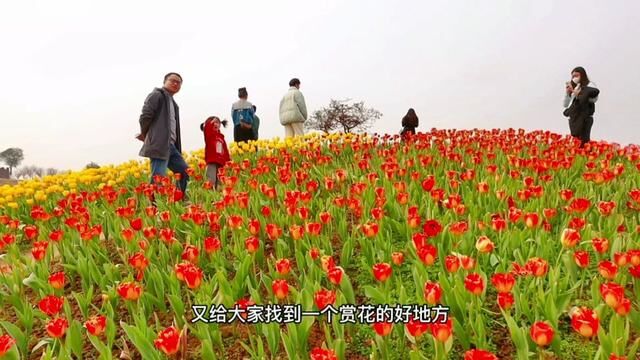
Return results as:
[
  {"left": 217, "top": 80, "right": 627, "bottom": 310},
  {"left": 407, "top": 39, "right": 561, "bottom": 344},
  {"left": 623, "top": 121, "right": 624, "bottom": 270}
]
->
[{"left": 563, "top": 66, "right": 599, "bottom": 147}]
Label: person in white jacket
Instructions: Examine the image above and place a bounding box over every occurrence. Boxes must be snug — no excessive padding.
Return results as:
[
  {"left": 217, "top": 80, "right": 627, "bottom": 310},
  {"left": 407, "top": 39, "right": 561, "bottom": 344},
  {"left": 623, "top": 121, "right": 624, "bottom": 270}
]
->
[{"left": 279, "top": 78, "right": 308, "bottom": 138}]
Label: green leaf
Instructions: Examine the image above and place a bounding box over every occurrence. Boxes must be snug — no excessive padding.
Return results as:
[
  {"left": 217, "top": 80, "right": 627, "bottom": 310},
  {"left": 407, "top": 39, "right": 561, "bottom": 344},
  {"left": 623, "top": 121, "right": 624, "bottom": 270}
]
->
[
  {"left": 200, "top": 339, "right": 218, "bottom": 360},
  {"left": 489, "top": 253, "right": 500, "bottom": 267},
  {"left": 1, "top": 321, "right": 27, "bottom": 356},
  {"left": 363, "top": 285, "right": 386, "bottom": 305},
  {"left": 121, "top": 322, "right": 162, "bottom": 360},
  {"left": 339, "top": 274, "right": 356, "bottom": 305},
  {"left": 67, "top": 320, "right": 84, "bottom": 358}
]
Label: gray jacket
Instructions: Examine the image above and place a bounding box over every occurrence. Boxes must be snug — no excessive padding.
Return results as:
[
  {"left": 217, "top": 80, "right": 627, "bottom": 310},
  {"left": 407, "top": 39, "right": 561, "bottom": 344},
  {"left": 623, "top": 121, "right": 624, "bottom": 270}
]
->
[{"left": 138, "top": 87, "right": 182, "bottom": 160}]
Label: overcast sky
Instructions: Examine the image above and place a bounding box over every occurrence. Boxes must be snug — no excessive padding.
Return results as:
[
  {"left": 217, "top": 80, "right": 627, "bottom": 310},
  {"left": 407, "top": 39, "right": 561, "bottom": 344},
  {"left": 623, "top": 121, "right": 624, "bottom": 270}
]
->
[{"left": 1, "top": 0, "right": 639, "bottom": 171}]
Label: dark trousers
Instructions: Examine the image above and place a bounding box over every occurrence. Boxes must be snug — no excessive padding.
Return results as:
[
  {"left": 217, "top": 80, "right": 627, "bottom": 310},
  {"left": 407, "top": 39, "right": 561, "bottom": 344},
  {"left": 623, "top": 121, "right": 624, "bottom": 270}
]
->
[
  {"left": 234, "top": 125, "right": 255, "bottom": 143},
  {"left": 569, "top": 116, "right": 593, "bottom": 147}
]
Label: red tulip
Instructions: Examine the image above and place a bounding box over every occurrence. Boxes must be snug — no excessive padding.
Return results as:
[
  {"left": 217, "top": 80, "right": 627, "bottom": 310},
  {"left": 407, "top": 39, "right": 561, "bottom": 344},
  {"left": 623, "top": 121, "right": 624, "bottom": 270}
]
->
[
  {"left": 245, "top": 236, "right": 260, "bottom": 253},
  {"left": 266, "top": 223, "right": 282, "bottom": 240},
  {"left": 570, "top": 307, "right": 599, "bottom": 337},
  {"left": 181, "top": 244, "right": 199, "bottom": 263},
  {"left": 154, "top": 326, "right": 181, "bottom": 356},
  {"left": 627, "top": 249, "right": 640, "bottom": 266},
  {"left": 48, "top": 229, "right": 64, "bottom": 242},
  {"left": 309, "top": 247, "right": 320, "bottom": 260},
  {"left": 289, "top": 225, "right": 304, "bottom": 240},
  {"left": 561, "top": 228, "right": 581, "bottom": 248},
  {"left": 276, "top": 258, "right": 291, "bottom": 275},
  {"left": 46, "top": 317, "right": 69, "bottom": 338},
  {"left": 459, "top": 255, "right": 476, "bottom": 270},
  {"left": 0, "top": 334, "right": 16, "bottom": 356},
  {"left": 247, "top": 219, "right": 261, "bottom": 235},
  {"left": 475, "top": 236, "right": 494, "bottom": 253},
  {"left": 609, "top": 355, "right": 628, "bottom": 360},
  {"left": 615, "top": 297, "right": 631, "bottom": 316},
  {"left": 464, "top": 349, "right": 498, "bottom": 360},
  {"left": 423, "top": 219, "right": 443, "bottom": 238},
  {"left": 142, "top": 226, "right": 157, "bottom": 239},
  {"left": 319, "top": 212, "right": 332, "bottom": 224},
  {"left": 361, "top": 222, "right": 379, "bottom": 238},
  {"left": 598, "top": 260, "right": 618, "bottom": 280},
  {"left": 431, "top": 318, "right": 453, "bottom": 342},
  {"left": 24, "top": 224, "right": 39, "bottom": 240},
  {"left": 392, "top": 252, "right": 404, "bottom": 266},
  {"left": 204, "top": 236, "right": 221, "bottom": 254},
  {"left": 129, "top": 218, "right": 143, "bottom": 231},
  {"left": 491, "top": 273, "right": 515, "bottom": 293},
  {"left": 592, "top": 237, "right": 609, "bottom": 254},
  {"left": 600, "top": 282, "right": 625, "bottom": 308},
  {"left": 373, "top": 322, "right": 393, "bottom": 337},
  {"left": 445, "top": 255, "right": 460, "bottom": 273},
  {"left": 574, "top": 251, "right": 590, "bottom": 268},
  {"left": 31, "top": 241, "right": 48, "bottom": 261},
  {"left": 272, "top": 279, "right": 289, "bottom": 299},
  {"left": 530, "top": 321, "right": 554, "bottom": 347},
  {"left": 526, "top": 257, "right": 549, "bottom": 277},
  {"left": 84, "top": 315, "right": 107, "bottom": 336},
  {"left": 524, "top": 213, "right": 539, "bottom": 228},
  {"left": 38, "top": 295, "right": 64, "bottom": 316},
  {"left": 491, "top": 217, "right": 507, "bottom": 232},
  {"left": 305, "top": 222, "right": 322, "bottom": 236},
  {"left": 423, "top": 281, "right": 443, "bottom": 305},
  {"left": 372, "top": 263, "right": 392, "bottom": 282},
  {"left": 543, "top": 208, "right": 557, "bottom": 219},
  {"left": 497, "top": 292, "right": 515, "bottom": 310},
  {"left": 328, "top": 267, "right": 343, "bottom": 285},
  {"left": 417, "top": 244, "right": 438, "bottom": 266},
  {"left": 128, "top": 252, "right": 149, "bottom": 271},
  {"left": 174, "top": 262, "right": 204, "bottom": 289},
  {"left": 120, "top": 228, "right": 135, "bottom": 242},
  {"left": 117, "top": 282, "right": 142, "bottom": 301},
  {"left": 314, "top": 289, "right": 336, "bottom": 310},
  {"left": 464, "top": 273, "right": 485, "bottom": 296},
  {"left": 310, "top": 348, "right": 337, "bottom": 360},
  {"left": 371, "top": 207, "right": 384, "bottom": 220},
  {"left": 321, "top": 255, "right": 336, "bottom": 272},
  {"left": 48, "top": 271, "right": 66, "bottom": 290},
  {"left": 406, "top": 317, "right": 429, "bottom": 338}
]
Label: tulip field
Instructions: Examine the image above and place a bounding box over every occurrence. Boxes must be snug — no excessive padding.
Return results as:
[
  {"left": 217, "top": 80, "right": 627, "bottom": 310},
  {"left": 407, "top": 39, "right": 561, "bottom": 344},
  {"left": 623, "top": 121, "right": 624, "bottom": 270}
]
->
[{"left": 2, "top": 129, "right": 640, "bottom": 360}]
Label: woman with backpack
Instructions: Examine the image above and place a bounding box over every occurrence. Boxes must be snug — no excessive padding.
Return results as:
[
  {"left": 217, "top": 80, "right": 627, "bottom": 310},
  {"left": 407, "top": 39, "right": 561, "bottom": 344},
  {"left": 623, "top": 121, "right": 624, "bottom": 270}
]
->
[{"left": 231, "top": 87, "right": 255, "bottom": 143}]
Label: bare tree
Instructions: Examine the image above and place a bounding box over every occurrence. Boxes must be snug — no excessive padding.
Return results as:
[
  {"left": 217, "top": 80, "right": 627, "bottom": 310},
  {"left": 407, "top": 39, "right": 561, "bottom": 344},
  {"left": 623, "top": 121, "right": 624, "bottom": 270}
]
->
[
  {"left": 306, "top": 99, "right": 382, "bottom": 134},
  {"left": 46, "top": 168, "right": 59, "bottom": 176},
  {"left": 15, "top": 165, "right": 45, "bottom": 179},
  {"left": 86, "top": 162, "right": 100, "bottom": 169}
]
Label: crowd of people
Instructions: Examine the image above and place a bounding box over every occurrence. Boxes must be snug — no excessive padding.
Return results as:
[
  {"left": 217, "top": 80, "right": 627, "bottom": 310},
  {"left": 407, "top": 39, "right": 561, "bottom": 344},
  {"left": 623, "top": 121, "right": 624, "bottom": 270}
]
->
[{"left": 135, "top": 66, "right": 600, "bottom": 200}]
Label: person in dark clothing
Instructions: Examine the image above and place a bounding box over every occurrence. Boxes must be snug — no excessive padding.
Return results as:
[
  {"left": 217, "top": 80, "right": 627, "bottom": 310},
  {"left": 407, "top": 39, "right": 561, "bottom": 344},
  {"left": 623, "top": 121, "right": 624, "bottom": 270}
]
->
[
  {"left": 563, "top": 67, "right": 600, "bottom": 147},
  {"left": 136, "top": 72, "right": 190, "bottom": 196},
  {"left": 231, "top": 87, "right": 255, "bottom": 143},
  {"left": 400, "top": 108, "right": 419, "bottom": 136}
]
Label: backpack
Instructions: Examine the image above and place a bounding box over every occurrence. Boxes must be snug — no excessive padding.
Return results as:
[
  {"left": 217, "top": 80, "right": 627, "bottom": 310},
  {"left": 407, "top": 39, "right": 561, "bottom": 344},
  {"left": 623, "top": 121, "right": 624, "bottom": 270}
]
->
[{"left": 233, "top": 107, "right": 255, "bottom": 127}]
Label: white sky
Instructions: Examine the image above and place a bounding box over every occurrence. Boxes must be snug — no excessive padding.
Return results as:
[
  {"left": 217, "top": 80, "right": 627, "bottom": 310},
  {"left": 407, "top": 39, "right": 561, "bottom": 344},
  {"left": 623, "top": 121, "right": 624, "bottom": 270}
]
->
[{"left": 1, "top": 0, "right": 639, "bottom": 171}]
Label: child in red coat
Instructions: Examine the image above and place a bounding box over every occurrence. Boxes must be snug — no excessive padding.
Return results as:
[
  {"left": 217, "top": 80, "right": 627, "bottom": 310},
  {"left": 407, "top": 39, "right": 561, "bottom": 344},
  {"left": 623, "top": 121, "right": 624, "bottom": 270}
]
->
[{"left": 200, "top": 116, "right": 231, "bottom": 189}]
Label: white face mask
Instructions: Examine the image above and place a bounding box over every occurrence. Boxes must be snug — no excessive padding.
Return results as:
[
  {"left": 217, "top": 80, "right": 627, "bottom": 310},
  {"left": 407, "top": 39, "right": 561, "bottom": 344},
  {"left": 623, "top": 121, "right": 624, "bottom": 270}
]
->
[{"left": 572, "top": 77, "right": 581, "bottom": 85}]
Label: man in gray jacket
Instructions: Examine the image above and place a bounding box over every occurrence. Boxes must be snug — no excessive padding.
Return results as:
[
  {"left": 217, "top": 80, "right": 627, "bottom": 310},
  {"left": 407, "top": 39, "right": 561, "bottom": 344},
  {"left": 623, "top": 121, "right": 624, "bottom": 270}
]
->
[{"left": 137, "top": 72, "right": 189, "bottom": 196}]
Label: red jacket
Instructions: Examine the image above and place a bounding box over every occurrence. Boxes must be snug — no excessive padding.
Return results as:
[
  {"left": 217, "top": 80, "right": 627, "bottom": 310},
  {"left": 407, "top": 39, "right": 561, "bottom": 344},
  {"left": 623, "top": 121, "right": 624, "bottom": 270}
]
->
[{"left": 201, "top": 120, "right": 231, "bottom": 165}]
